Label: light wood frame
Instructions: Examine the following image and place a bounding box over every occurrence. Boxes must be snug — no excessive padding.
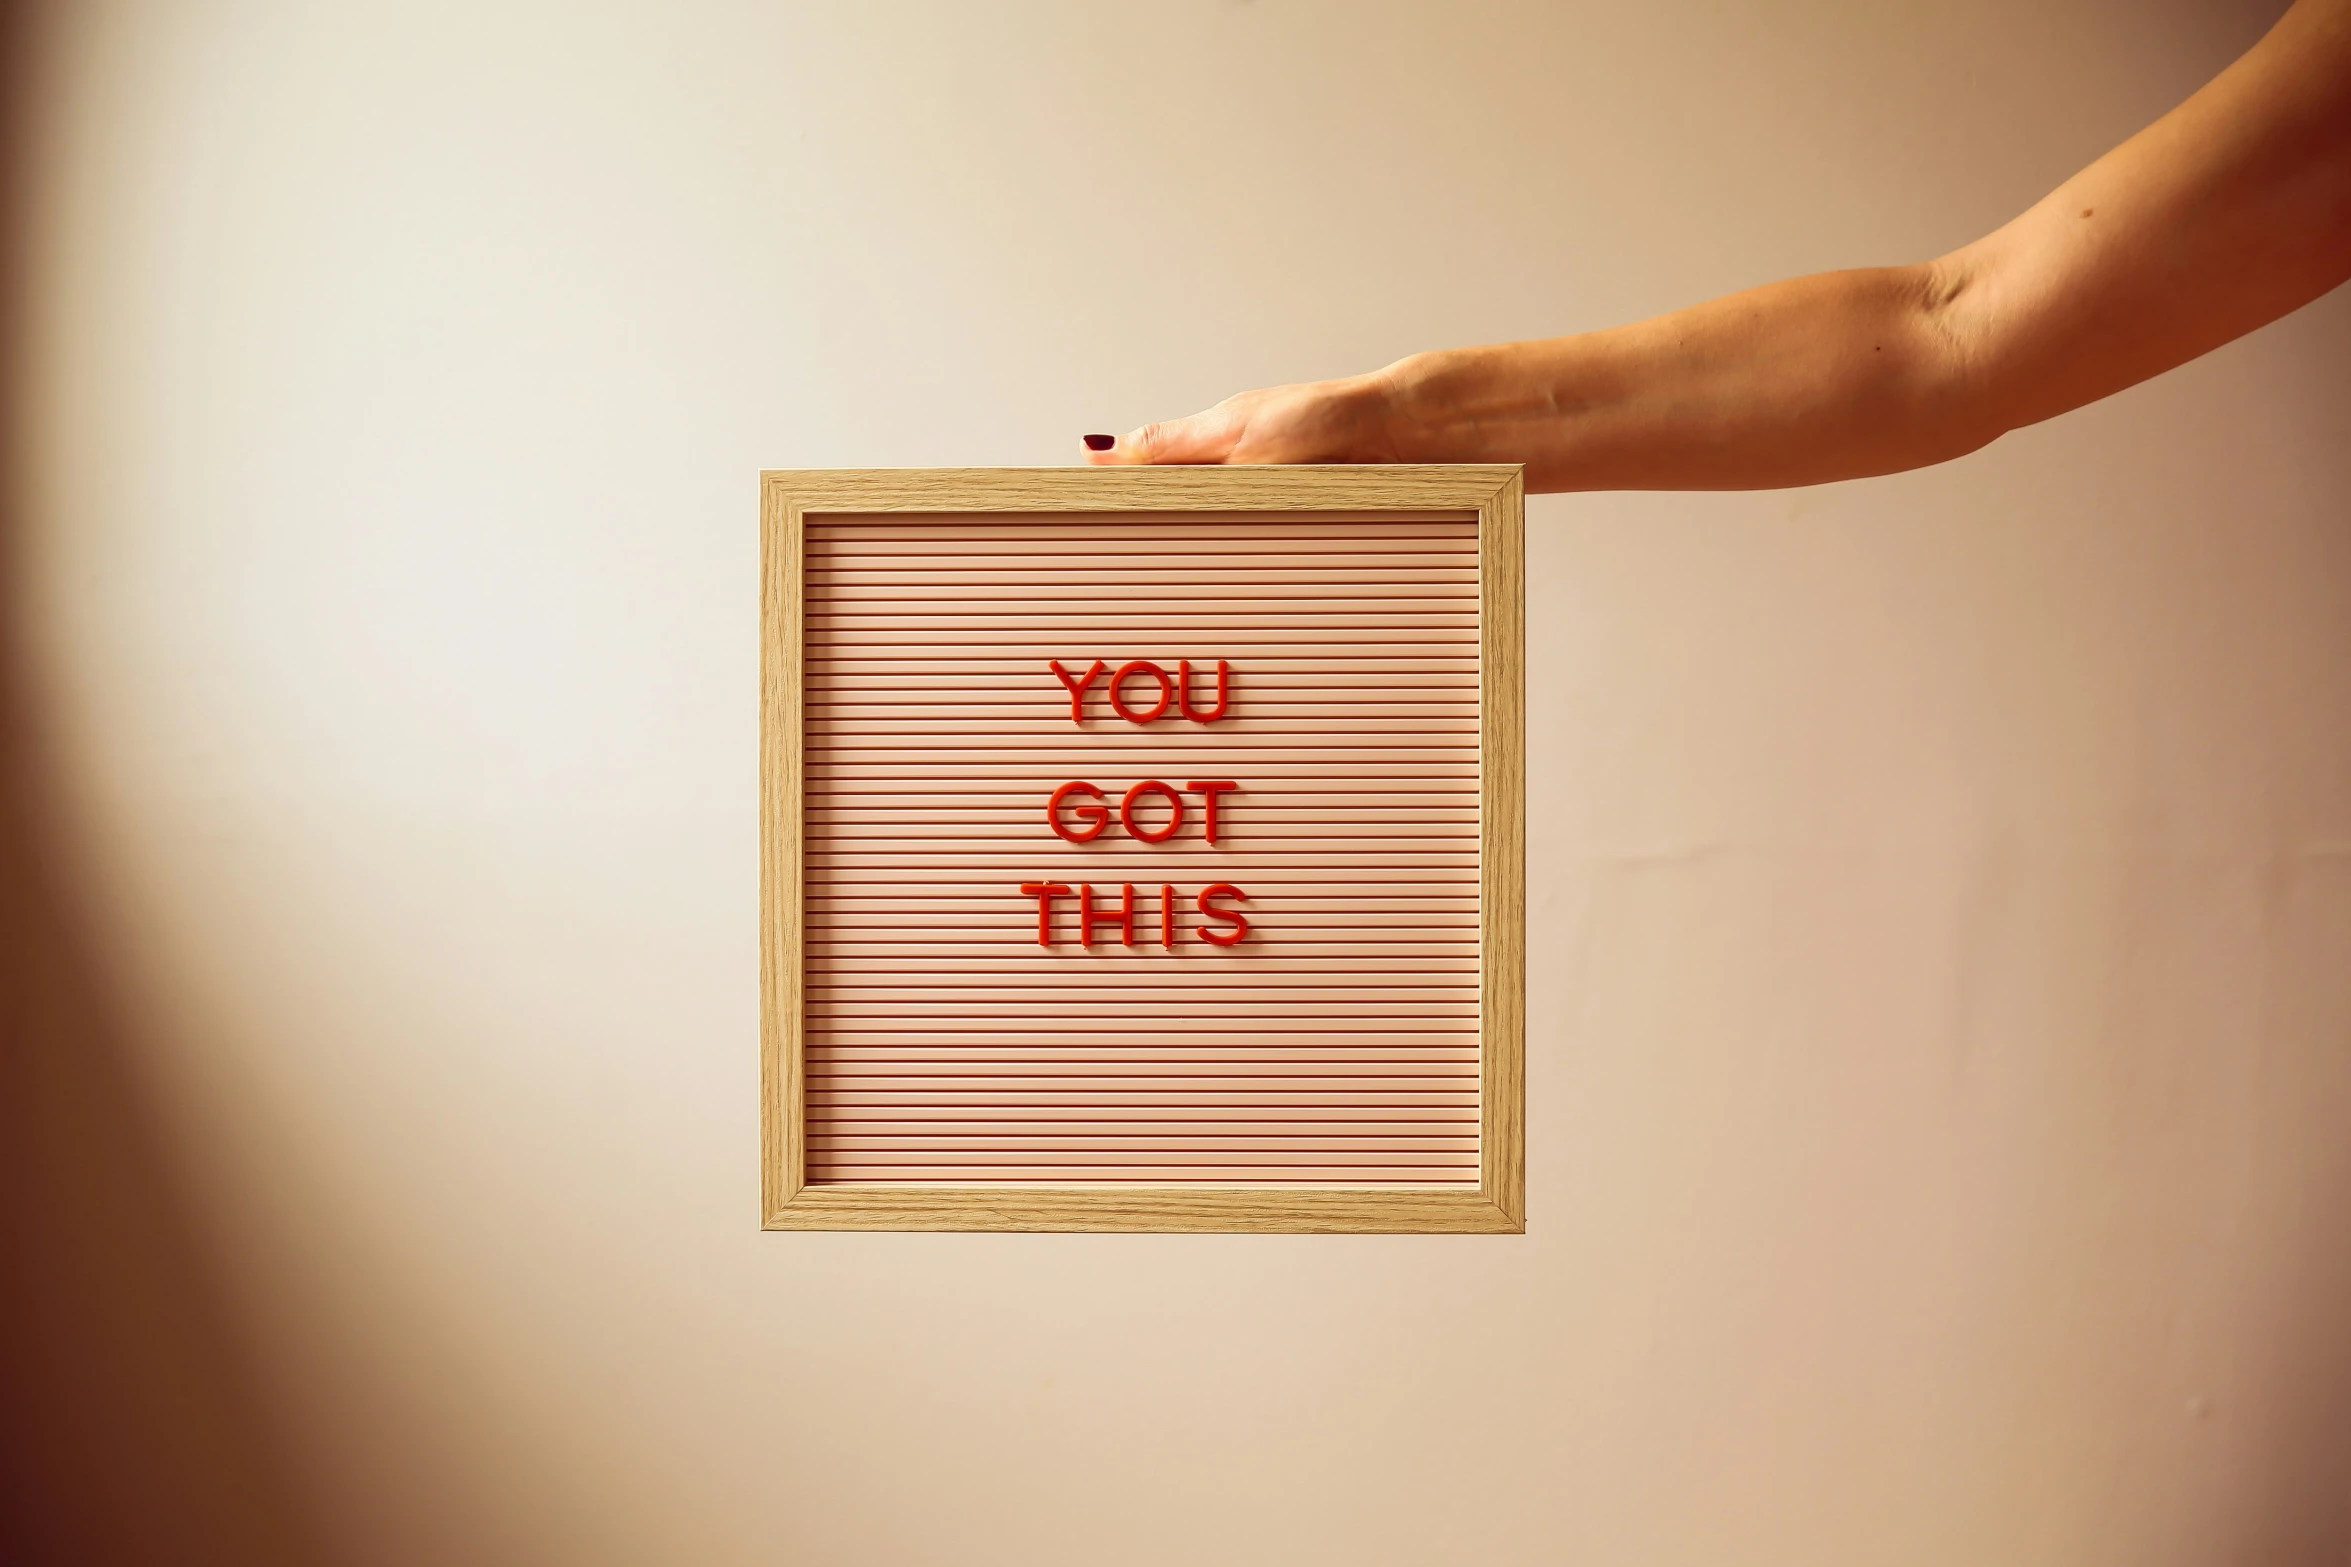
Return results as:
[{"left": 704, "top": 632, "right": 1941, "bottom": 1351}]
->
[{"left": 761, "top": 467, "right": 1525, "bottom": 1232}]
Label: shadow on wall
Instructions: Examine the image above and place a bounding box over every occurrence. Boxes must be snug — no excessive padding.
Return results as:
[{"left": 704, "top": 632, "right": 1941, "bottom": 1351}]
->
[{"left": 0, "top": 4, "right": 309, "bottom": 1560}]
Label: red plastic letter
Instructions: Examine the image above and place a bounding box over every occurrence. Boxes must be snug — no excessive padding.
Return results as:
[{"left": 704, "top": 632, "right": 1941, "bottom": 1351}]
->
[
  {"left": 1196, "top": 882, "right": 1252, "bottom": 946},
  {"left": 1047, "top": 781, "right": 1108, "bottom": 843},
  {"left": 1107, "top": 660, "right": 1174, "bottom": 724},
  {"left": 1019, "top": 882, "right": 1070, "bottom": 947},
  {"left": 1159, "top": 883, "right": 1176, "bottom": 950},
  {"left": 1119, "top": 779, "right": 1185, "bottom": 843},
  {"left": 1079, "top": 882, "right": 1137, "bottom": 948},
  {"left": 1177, "top": 659, "right": 1230, "bottom": 722},
  {"left": 1185, "top": 780, "right": 1240, "bottom": 846},
  {"left": 1048, "top": 659, "right": 1105, "bottom": 724}
]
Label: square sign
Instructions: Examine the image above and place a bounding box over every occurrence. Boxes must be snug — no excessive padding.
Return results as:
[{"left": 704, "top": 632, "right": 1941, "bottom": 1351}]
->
[{"left": 761, "top": 468, "right": 1523, "bottom": 1231}]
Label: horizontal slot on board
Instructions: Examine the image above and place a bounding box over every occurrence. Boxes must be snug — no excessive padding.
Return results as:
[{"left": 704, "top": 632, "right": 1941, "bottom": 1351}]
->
[
  {"left": 805, "top": 539, "right": 1479, "bottom": 555},
  {"left": 805, "top": 720, "right": 1479, "bottom": 741},
  {"left": 809, "top": 572, "right": 1478, "bottom": 591},
  {"left": 802, "top": 900, "right": 1477, "bottom": 914},
  {"left": 806, "top": 1067, "right": 1475, "bottom": 1085},
  {"left": 809, "top": 953, "right": 1477, "bottom": 972},
  {"left": 808, "top": 579, "right": 1478, "bottom": 598},
  {"left": 804, "top": 763, "right": 1481, "bottom": 778},
  {"left": 804, "top": 533, "right": 1478, "bottom": 552},
  {"left": 807, "top": 1050, "right": 1478, "bottom": 1066},
  {"left": 804, "top": 707, "right": 1481, "bottom": 725},
  {"left": 807, "top": 865, "right": 1476, "bottom": 883},
  {"left": 807, "top": 1019, "right": 1479, "bottom": 1038},
  {"left": 807, "top": 803, "right": 1481, "bottom": 821},
  {"left": 805, "top": 1025, "right": 1483, "bottom": 1039},
  {"left": 799, "top": 1174, "right": 1482, "bottom": 1186},
  {"left": 804, "top": 947, "right": 1480, "bottom": 963},
  {"left": 811, "top": 1103, "right": 1478, "bottom": 1122},
  {"left": 811, "top": 1142, "right": 1476, "bottom": 1158},
  {"left": 804, "top": 660, "right": 1480, "bottom": 677},
  {"left": 803, "top": 554, "right": 1479, "bottom": 574},
  {"left": 804, "top": 634, "right": 1480, "bottom": 649},
  {"left": 804, "top": 1101, "right": 1482, "bottom": 1116},
  {"left": 807, "top": 989, "right": 1476, "bottom": 1007},
  {"left": 811, "top": 1150, "right": 1479, "bottom": 1166},
  {"left": 805, "top": 828, "right": 1479, "bottom": 847},
  {"left": 806, "top": 522, "right": 1477, "bottom": 542}
]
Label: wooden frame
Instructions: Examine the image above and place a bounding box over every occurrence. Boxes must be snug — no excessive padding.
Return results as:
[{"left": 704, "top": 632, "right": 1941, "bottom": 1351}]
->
[{"left": 761, "top": 467, "right": 1524, "bottom": 1232}]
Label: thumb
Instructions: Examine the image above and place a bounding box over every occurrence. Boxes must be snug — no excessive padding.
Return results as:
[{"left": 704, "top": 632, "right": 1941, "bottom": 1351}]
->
[{"left": 1080, "top": 406, "right": 1242, "bottom": 466}]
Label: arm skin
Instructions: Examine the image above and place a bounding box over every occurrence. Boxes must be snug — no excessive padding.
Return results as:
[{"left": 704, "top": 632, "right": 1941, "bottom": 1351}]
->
[{"left": 1084, "top": 0, "right": 2351, "bottom": 493}]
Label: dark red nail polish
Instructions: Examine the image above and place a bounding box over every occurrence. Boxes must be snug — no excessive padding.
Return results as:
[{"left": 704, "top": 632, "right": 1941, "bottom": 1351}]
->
[{"left": 1082, "top": 433, "right": 1115, "bottom": 451}]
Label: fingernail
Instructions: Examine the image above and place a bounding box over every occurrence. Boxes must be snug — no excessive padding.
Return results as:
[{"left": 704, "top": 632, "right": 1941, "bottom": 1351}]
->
[{"left": 1082, "top": 433, "right": 1115, "bottom": 452}]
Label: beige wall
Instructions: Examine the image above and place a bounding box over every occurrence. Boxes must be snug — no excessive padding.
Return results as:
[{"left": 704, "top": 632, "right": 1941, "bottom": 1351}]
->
[{"left": 8, "top": 1, "right": 2348, "bottom": 1562}]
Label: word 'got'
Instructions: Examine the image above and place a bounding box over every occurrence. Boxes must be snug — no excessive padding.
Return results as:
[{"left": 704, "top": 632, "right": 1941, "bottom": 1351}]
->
[{"left": 1048, "top": 779, "right": 1238, "bottom": 844}]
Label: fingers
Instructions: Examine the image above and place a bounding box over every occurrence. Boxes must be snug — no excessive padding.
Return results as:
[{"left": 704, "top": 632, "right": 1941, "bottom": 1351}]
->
[{"left": 1080, "top": 406, "right": 1242, "bottom": 466}]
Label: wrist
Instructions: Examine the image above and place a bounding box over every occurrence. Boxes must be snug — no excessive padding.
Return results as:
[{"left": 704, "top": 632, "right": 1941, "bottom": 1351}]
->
[{"left": 1364, "top": 351, "right": 1449, "bottom": 463}]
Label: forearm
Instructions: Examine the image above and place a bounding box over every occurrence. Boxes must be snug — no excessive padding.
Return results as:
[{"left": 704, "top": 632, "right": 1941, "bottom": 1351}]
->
[
  {"left": 1085, "top": 1, "right": 2349, "bottom": 485},
  {"left": 1379, "top": 0, "right": 2350, "bottom": 494},
  {"left": 1376, "top": 265, "right": 1994, "bottom": 492}
]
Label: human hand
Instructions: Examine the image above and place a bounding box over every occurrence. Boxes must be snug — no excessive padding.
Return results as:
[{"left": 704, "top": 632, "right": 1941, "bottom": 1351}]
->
[{"left": 1081, "top": 369, "right": 1403, "bottom": 466}]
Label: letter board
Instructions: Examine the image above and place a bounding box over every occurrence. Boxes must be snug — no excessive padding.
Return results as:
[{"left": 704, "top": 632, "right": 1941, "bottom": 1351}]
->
[{"left": 762, "top": 467, "right": 1523, "bottom": 1231}]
